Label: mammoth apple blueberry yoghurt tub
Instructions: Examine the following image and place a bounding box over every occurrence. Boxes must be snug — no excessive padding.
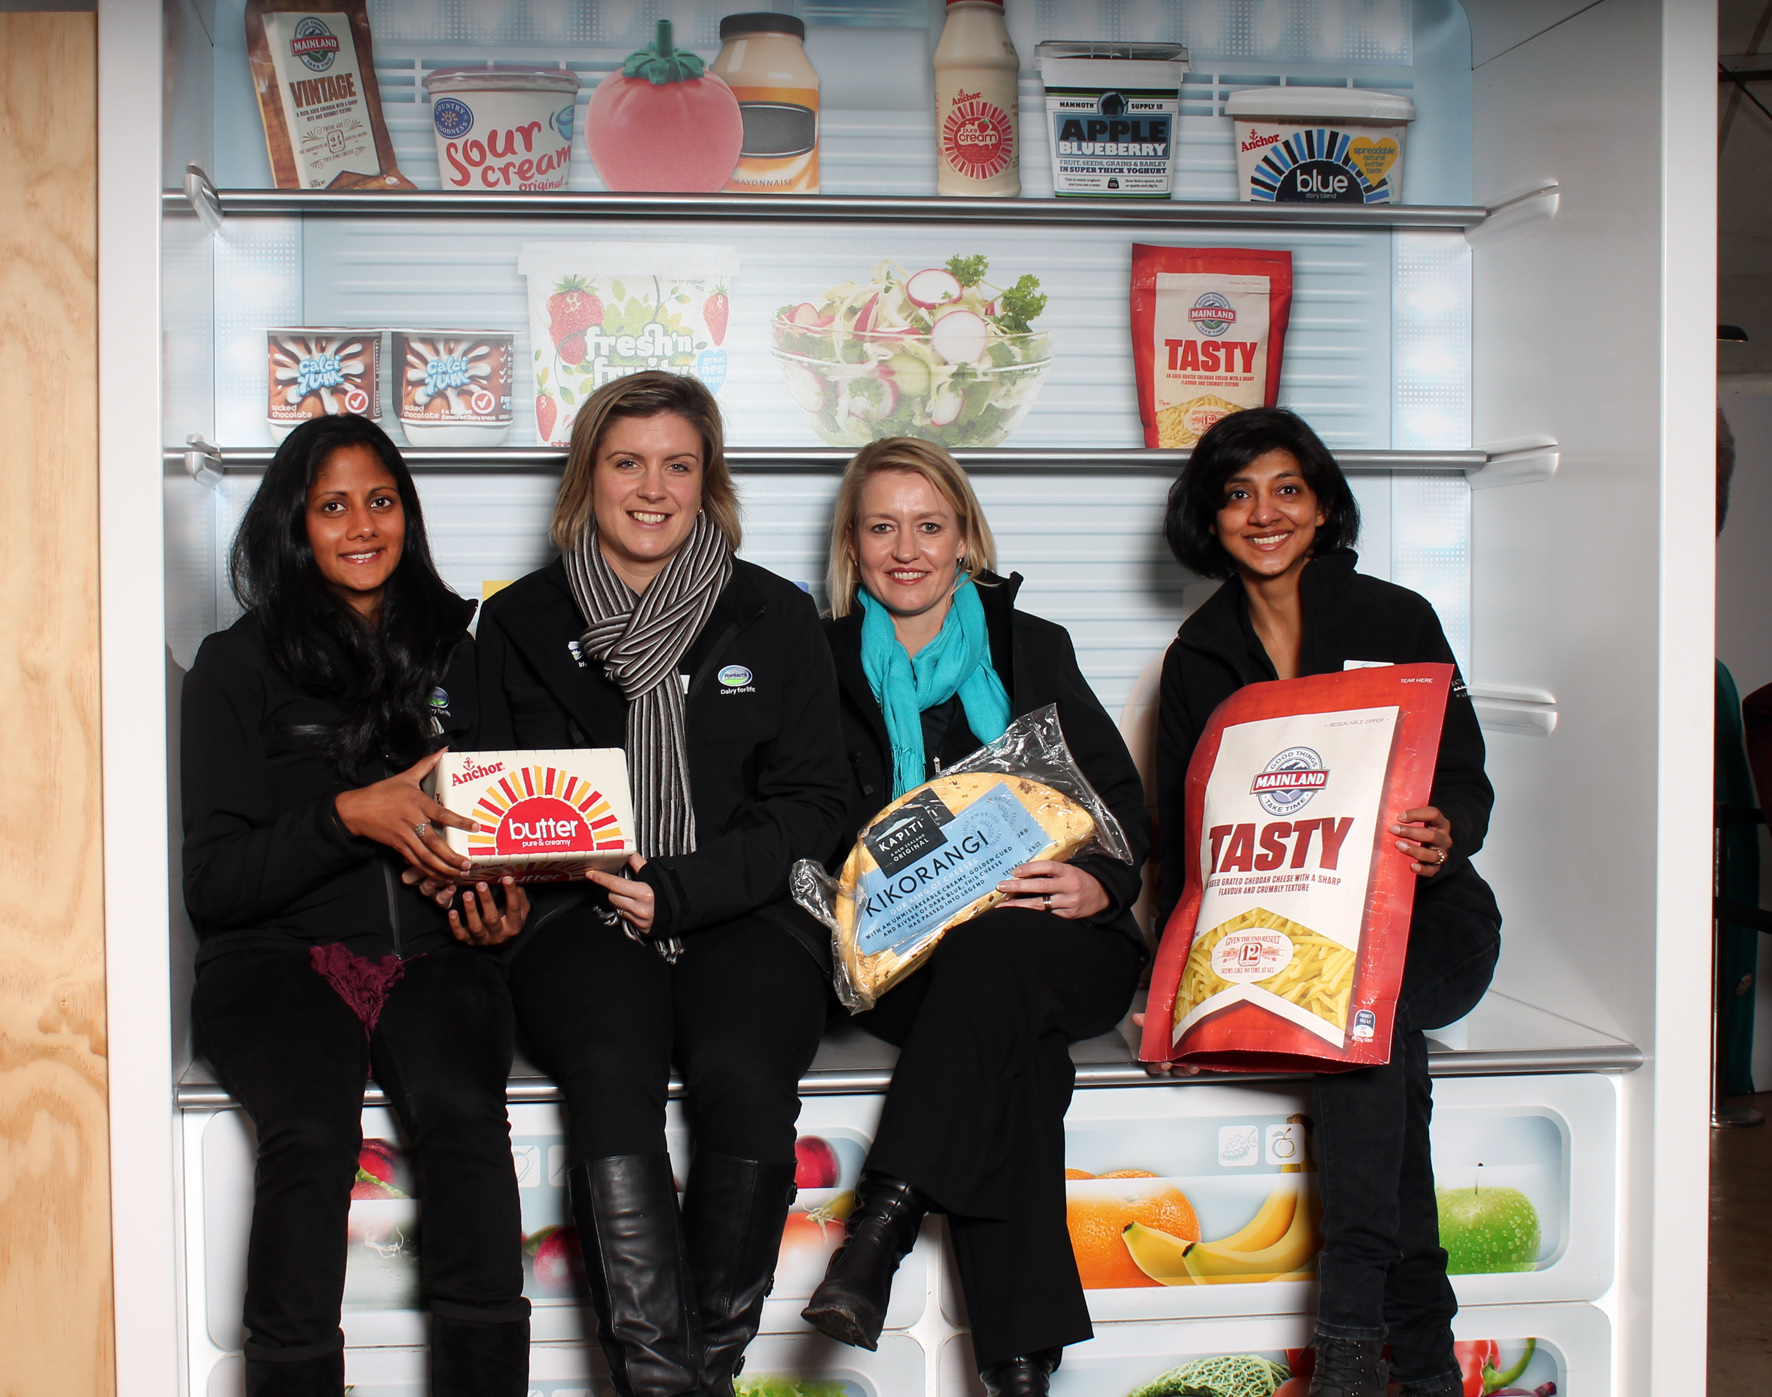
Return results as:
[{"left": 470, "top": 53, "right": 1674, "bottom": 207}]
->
[
  {"left": 1225, "top": 86, "right": 1415, "bottom": 204},
  {"left": 423, "top": 66, "right": 579, "bottom": 192}
]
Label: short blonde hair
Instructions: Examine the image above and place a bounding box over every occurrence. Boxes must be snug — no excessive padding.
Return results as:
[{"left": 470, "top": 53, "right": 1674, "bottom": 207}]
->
[
  {"left": 550, "top": 372, "right": 742, "bottom": 551},
  {"left": 826, "top": 438, "right": 998, "bottom": 617}
]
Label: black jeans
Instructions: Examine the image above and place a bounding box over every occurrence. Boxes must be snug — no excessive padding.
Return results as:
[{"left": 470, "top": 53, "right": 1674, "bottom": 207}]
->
[
  {"left": 1311, "top": 900, "right": 1501, "bottom": 1384},
  {"left": 192, "top": 945, "right": 528, "bottom": 1362},
  {"left": 853, "top": 908, "right": 1144, "bottom": 1368},
  {"left": 507, "top": 911, "right": 829, "bottom": 1168}
]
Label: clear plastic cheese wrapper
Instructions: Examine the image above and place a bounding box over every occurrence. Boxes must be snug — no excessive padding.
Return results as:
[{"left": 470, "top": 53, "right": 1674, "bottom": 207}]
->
[
  {"left": 793, "top": 706, "right": 1133, "bottom": 1013},
  {"left": 1141, "top": 664, "right": 1453, "bottom": 1072},
  {"left": 424, "top": 749, "right": 636, "bottom": 884}
]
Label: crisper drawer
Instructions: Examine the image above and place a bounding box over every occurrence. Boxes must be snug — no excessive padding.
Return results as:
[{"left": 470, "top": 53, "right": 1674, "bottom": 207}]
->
[{"left": 938, "top": 1302, "right": 1609, "bottom": 1397}]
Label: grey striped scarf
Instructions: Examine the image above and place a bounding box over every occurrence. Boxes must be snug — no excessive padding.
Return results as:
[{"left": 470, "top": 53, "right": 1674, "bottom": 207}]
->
[{"left": 564, "top": 512, "right": 733, "bottom": 961}]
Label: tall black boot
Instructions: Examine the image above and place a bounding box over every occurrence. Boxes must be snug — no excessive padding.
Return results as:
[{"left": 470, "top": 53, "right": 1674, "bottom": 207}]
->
[
  {"left": 682, "top": 1152, "right": 798, "bottom": 1396},
  {"left": 980, "top": 1348, "right": 1062, "bottom": 1397},
  {"left": 430, "top": 1308, "right": 531, "bottom": 1397},
  {"left": 1307, "top": 1335, "right": 1390, "bottom": 1397},
  {"left": 568, "top": 1155, "right": 702, "bottom": 1397},
  {"left": 799, "top": 1170, "right": 928, "bottom": 1352},
  {"left": 243, "top": 1346, "right": 345, "bottom": 1397}
]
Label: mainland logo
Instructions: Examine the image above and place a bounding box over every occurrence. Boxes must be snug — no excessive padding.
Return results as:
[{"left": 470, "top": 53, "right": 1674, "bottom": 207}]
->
[
  {"left": 290, "top": 16, "right": 340, "bottom": 72},
  {"left": 1251, "top": 746, "right": 1329, "bottom": 816},
  {"left": 1189, "top": 292, "right": 1236, "bottom": 337}
]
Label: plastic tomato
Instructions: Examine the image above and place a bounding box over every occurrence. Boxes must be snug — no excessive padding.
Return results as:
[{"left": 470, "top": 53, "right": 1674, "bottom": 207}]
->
[
  {"left": 1455, "top": 1339, "right": 1501, "bottom": 1396},
  {"left": 587, "top": 19, "right": 743, "bottom": 192}
]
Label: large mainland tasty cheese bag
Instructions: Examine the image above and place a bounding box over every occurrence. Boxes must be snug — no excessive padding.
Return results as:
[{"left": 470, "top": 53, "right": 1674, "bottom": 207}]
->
[
  {"left": 793, "top": 705, "right": 1134, "bottom": 1012},
  {"left": 1140, "top": 664, "right": 1452, "bottom": 1071}
]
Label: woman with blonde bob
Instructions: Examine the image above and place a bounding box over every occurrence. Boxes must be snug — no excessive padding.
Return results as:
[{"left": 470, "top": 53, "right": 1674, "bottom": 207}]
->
[
  {"left": 474, "top": 373, "right": 848, "bottom": 1397},
  {"left": 801, "top": 439, "right": 1149, "bottom": 1397}
]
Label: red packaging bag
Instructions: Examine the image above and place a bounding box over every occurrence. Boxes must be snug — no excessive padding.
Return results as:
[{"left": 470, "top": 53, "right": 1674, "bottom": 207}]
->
[
  {"left": 1140, "top": 663, "right": 1453, "bottom": 1072},
  {"left": 1130, "top": 245, "right": 1293, "bottom": 448}
]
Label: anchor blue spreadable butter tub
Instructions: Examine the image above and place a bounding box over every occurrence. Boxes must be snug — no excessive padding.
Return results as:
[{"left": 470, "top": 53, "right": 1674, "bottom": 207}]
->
[
  {"left": 1034, "top": 41, "right": 1189, "bottom": 198},
  {"left": 1225, "top": 86, "right": 1416, "bottom": 204}
]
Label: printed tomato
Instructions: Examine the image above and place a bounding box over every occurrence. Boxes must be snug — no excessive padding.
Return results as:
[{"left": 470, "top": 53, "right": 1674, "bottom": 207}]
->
[{"left": 587, "top": 19, "right": 742, "bottom": 193}]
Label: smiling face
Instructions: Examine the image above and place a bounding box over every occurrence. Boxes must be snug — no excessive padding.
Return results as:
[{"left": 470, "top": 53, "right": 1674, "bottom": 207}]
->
[
  {"left": 305, "top": 443, "right": 406, "bottom": 618},
  {"left": 591, "top": 411, "right": 704, "bottom": 592},
  {"left": 1213, "top": 448, "right": 1327, "bottom": 583},
  {"left": 850, "top": 468, "right": 968, "bottom": 628}
]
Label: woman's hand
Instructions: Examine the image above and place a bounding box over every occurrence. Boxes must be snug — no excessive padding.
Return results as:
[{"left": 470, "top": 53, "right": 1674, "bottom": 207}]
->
[
  {"left": 589, "top": 854, "right": 655, "bottom": 933},
  {"left": 1130, "top": 1011, "right": 1202, "bottom": 1076},
  {"left": 1391, "top": 806, "right": 1453, "bottom": 878},
  {"left": 996, "top": 860, "right": 1111, "bottom": 920},
  {"left": 450, "top": 878, "right": 531, "bottom": 946},
  {"left": 333, "top": 749, "right": 477, "bottom": 881}
]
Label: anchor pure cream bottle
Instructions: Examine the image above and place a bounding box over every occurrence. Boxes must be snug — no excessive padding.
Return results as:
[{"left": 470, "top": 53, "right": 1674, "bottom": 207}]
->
[{"left": 934, "top": 0, "right": 1020, "bottom": 197}]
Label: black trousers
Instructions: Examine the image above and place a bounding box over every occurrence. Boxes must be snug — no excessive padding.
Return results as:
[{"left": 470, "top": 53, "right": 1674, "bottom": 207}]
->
[
  {"left": 852, "top": 908, "right": 1143, "bottom": 1368},
  {"left": 1311, "top": 900, "right": 1501, "bottom": 1384},
  {"left": 192, "top": 945, "right": 528, "bottom": 1361},
  {"left": 506, "top": 912, "right": 829, "bottom": 1168}
]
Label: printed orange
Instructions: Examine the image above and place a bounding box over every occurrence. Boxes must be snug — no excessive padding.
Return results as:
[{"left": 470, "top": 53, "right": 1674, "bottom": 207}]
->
[{"left": 1065, "top": 1173, "right": 1199, "bottom": 1289}]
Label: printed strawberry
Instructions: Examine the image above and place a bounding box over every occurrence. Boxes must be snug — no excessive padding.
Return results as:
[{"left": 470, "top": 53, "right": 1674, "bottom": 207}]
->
[
  {"left": 536, "top": 393, "right": 558, "bottom": 442},
  {"left": 557, "top": 332, "right": 588, "bottom": 366},
  {"left": 526, "top": 1225, "right": 585, "bottom": 1297},
  {"left": 352, "top": 1140, "right": 408, "bottom": 1199},
  {"left": 703, "top": 284, "right": 730, "bottom": 347},
  {"left": 547, "top": 276, "right": 603, "bottom": 348}
]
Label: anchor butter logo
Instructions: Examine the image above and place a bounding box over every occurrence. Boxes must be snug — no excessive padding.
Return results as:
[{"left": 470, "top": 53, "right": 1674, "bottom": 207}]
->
[{"left": 1251, "top": 746, "right": 1329, "bottom": 817}]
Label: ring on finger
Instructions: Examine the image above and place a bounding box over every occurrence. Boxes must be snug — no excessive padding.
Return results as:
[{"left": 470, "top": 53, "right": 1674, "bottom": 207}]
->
[
  {"left": 1434, "top": 848, "right": 1448, "bottom": 866},
  {"left": 1043, "top": 893, "right": 1053, "bottom": 912},
  {"left": 413, "top": 821, "right": 430, "bottom": 837}
]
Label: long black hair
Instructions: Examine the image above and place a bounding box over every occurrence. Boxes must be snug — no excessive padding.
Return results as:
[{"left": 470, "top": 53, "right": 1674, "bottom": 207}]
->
[
  {"left": 1163, "top": 407, "right": 1361, "bottom": 579},
  {"left": 230, "top": 414, "right": 471, "bottom": 780}
]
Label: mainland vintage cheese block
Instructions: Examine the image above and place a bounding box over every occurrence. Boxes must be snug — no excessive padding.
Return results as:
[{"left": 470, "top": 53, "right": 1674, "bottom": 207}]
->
[
  {"left": 427, "top": 749, "right": 635, "bottom": 884},
  {"left": 835, "top": 772, "right": 1098, "bottom": 1009}
]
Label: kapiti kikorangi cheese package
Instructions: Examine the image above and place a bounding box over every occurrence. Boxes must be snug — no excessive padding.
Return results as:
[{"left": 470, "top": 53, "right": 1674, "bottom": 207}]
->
[
  {"left": 1141, "top": 664, "right": 1452, "bottom": 1072},
  {"left": 427, "top": 749, "right": 635, "bottom": 883}
]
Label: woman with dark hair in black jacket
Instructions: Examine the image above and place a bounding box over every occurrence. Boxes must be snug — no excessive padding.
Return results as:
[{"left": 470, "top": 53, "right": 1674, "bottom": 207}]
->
[
  {"left": 474, "top": 372, "right": 848, "bottom": 1397},
  {"left": 1148, "top": 408, "right": 1501, "bottom": 1397},
  {"left": 800, "top": 438, "right": 1149, "bottom": 1397},
  {"left": 183, "top": 414, "right": 532, "bottom": 1397}
]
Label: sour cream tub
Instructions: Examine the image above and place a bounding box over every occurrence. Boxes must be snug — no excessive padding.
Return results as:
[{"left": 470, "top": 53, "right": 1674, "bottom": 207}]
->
[
  {"left": 1225, "top": 87, "right": 1415, "bottom": 204},
  {"left": 1034, "top": 41, "right": 1189, "bottom": 198},
  {"left": 424, "top": 66, "right": 579, "bottom": 192}
]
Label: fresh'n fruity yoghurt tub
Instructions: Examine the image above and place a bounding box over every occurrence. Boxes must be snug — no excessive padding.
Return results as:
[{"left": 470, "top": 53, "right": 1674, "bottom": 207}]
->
[
  {"left": 390, "top": 330, "right": 514, "bottom": 446},
  {"left": 1225, "top": 87, "right": 1415, "bottom": 204},
  {"left": 423, "top": 66, "right": 579, "bottom": 192},
  {"left": 426, "top": 749, "right": 635, "bottom": 884},
  {"left": 266, "top": 328, "right": 381, "bottom": 441}
]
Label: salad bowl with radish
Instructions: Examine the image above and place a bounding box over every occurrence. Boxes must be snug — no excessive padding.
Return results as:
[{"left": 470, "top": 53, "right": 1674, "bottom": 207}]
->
[{"left": 772, "top": 255, "right": 1054, "bottom": 448}]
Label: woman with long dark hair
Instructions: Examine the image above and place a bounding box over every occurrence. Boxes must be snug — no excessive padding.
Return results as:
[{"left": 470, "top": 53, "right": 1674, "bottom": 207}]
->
[
  {"left": 183, "top": 414, "right": 532, "bottom": 1397},
  {"left": 1148, "top": 408, "right": 1501, "bottom": 1397},
  {"left": 475, "top": 372, "right": 847, "bottom": 1397}
]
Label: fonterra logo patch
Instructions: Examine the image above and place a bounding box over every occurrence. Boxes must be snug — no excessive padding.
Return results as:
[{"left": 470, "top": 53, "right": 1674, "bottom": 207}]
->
[
  {"left": 1189, "top": 292, "right": 1236, "bottom": 337},
  {"left": 465, "top": 765, "right": 628, "bottom": 857},
  {"left": 291, "top": 16, "right": 340, "bottom": 72},
  {"left": 1251, "top": 746, "right": 1329, "bottom": 817},
  {"left": 718, "top": 664, "right": 754, "bottom": 693}
]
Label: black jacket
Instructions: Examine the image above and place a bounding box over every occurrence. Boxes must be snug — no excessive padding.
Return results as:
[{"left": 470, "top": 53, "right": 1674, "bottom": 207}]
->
[
  {"left": 825, "top": 572, "right": 1152, "bottom": 956},
  {"left": 181, "top": 609, "right": 477, "bottom": 968},
  {"left": 1155, "top": 548, "right": 1500, "bottom": 932},
  {"left": 477, "top": 555, "right": 848, "bottom": 960}
]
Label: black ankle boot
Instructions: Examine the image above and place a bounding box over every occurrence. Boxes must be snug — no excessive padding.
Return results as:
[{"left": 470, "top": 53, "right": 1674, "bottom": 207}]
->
[
  {"left": 1307, "top": 1335, "right": 1390, "bottom": 1397},
  {"left": 243, "top": 1347, "right": 345, "bottom": 1397},
  {"left": 682, "top": 1151, "right": 798, "bottom": 1396},
  {"left": 1392, "top": 1374, "right": 1462, "bottom": 1397},
  {"left": 569, "top": 1155, "right": 702, "bottom": 1397},
  {"left": 430, "top": 1310, "right": 531, "bottom": 1397},
  {"left": 799, "top": 1170, "right": 929, "bottom": 1351},
  {"left": 980, "top": 1348, "right": 1062, "bottom": 1397}
]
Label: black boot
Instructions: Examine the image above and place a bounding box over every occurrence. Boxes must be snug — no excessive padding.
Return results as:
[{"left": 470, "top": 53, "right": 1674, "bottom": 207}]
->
[
  {"left": 1307, "top": 1335, "right": 1390, "bottom": 1397},
  {"left": 799, "top": 1171, "right": 929, "bottom": 1351},
  {"left": 682, "top": 1152, "right": 798, "bottom": 1396},
  {"left": 980, "top": 1348, "right": 1062, "bottom": 1397},
  {"left": 569, "top": 1155, "right": 702, "bottom": 1397},
  {"left": 430, "top": 1310, "right": 531, "bottom": 1397},
  {"left": 1392, "top": 1375, "right": 1462, "bottom": 1397},
  {"left": 243, "top": 1347, "right": 345, "bottom": 1397}
]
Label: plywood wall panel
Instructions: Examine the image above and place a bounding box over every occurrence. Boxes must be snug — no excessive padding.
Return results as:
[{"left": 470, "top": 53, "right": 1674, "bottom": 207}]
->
[{"left": 0, "top": 14, "right": 113, "bottom": 1397}]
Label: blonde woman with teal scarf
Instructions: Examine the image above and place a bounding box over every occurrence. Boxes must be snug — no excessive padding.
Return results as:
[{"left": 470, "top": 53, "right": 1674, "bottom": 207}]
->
[{"left": 801, "top": 438, "right": 1150, "bottom": 1397}]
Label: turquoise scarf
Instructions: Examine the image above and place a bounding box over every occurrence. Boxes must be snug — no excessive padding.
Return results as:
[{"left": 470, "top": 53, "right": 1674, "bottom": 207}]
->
[{"left": 858, "top": 579, "right": 1013, "bottom": 799}]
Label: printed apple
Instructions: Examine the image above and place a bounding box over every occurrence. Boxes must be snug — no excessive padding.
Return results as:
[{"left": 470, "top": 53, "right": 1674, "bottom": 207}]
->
[
  {"left": 794, "top": 1134, "right": 840, "bottom": 1190},
  {"left": 1435, "top": 1184, "right": 1540, "bottom": 1273}
]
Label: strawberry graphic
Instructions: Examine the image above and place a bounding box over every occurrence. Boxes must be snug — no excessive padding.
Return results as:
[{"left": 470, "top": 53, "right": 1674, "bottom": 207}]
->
[
  {"left": 704, "top": 284, "right": 729, "bottom": 347},
  {"left": 557, "top": 332, "right": 588, "bottom": 366},
  {"left": 547, "top": 276, "right": 604, "bottom": 348},
  {"left": 536, "top": 393, "right": 558, "bottom": 442}
]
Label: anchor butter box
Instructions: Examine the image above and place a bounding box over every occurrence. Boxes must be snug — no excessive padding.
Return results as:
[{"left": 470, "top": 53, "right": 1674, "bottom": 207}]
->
[{"left": 425, "top": 749, "right": 635, "bottom": 883}]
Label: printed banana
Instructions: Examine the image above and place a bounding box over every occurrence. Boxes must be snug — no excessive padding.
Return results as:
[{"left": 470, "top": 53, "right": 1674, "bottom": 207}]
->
[{"left": 1123, "top": 1180, "right": 1319, "bottom": 1285}]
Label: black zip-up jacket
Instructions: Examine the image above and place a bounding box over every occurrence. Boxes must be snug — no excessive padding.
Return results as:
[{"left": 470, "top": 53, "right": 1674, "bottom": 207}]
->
[
  {"left": 825, "top": 571, "right": 1151, "bottom": 958},
  {"left": 476, "top": 555, "right": 848, "bottom": 960},
  {"left": 181, "top": 608, "right": 477, "bottom": 969},
  {"left": 1154, "top": 548, "right": 1500, "bottom": 933}
]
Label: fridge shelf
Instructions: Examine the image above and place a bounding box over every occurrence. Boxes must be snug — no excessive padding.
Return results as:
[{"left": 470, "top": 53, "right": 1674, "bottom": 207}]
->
[
  {"left": 165, "top": 185, "right": 1491, "bottom": 233},
  {"left": 168, "top": 445, "right": 1491, "bottom": 477}
]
